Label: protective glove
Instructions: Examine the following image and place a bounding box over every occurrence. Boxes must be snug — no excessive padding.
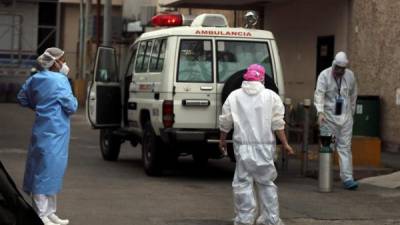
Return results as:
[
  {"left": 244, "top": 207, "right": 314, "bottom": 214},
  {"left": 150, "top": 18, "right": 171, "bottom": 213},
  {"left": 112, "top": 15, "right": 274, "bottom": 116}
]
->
[
  {"left": 219, "top": 139, "right": 228, "bottom": 157},
  {"left": 317, "top": 112, "right": 325, "bottom": 126},
  {"left": 283, "top": 143, "right": 295, "bottom": 156}
]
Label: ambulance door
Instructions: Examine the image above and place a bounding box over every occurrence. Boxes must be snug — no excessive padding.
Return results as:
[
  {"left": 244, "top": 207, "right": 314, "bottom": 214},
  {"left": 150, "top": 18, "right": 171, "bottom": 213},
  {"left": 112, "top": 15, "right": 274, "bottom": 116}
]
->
[
  {"left": 173, "top": 38, "right": 217, "bottom": 129},
  {"left": 87, "top": 46, "right": 121, "bottom": 128}
]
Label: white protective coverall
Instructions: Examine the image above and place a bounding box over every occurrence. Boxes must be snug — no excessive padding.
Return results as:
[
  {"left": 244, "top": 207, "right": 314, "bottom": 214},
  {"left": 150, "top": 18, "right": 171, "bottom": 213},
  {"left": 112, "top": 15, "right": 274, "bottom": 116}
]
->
[
  {"left": 314, "top": 52, "right": 358, "bottom": 182},
  {"left": 219, "top": 81, "right": 285, "bottom": 225}
]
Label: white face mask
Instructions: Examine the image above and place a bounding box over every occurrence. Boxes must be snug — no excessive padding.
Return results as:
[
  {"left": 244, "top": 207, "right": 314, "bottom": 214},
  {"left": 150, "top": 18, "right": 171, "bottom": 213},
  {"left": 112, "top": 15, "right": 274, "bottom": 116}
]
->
[{"left": 59, "top": 62, "right": 70, "bottom": 76}]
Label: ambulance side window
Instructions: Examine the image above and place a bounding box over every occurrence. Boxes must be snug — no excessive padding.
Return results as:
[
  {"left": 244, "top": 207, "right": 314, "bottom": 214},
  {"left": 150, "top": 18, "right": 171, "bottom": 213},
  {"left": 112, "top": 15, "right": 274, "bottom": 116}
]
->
[
  {"left": 95, "top": 48, "right": 118, "bottom": 82},
  {"left": 135, "top": 40, "right": 153, "bottom": 73},
  {"left": 149, "top": 39, "right": 167, "bottom": 72},
  {"left": 177, "top": 39, "right": 213, "bottom": 83}
]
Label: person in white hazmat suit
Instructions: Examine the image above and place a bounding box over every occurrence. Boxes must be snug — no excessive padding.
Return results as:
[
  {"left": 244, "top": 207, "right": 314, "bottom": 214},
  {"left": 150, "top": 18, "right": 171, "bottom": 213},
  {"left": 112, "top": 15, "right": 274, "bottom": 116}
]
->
[
  {"left": 219, "top": 64, "right": 294, "bottom": 225},
  {"left": 314, "top": 51, "right": 358, "bottom": 190}
]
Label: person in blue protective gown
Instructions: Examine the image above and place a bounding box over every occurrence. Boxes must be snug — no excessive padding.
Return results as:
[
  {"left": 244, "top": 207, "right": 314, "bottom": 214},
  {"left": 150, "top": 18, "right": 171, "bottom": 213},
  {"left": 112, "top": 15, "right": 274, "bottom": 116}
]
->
[{"left": 17, "top": 47, "right": 77, "bottom": 225}]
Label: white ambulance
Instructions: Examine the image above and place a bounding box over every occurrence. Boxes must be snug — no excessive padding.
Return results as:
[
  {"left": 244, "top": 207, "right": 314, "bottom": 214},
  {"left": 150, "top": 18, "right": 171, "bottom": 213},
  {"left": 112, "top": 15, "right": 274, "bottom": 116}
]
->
[{"left": 86, "top": 13, "right": 285, "bottom": 176}]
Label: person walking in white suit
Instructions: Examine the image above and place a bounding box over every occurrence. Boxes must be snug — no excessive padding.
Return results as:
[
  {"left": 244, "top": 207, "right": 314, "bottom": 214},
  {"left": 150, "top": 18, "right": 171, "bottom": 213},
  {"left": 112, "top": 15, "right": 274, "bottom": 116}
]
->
[
  {"left": 314, "top": 51, "right": 358, "bottom": 190},
  {"left": 219, "top": 64, "right": 294, "bottom": 225}
]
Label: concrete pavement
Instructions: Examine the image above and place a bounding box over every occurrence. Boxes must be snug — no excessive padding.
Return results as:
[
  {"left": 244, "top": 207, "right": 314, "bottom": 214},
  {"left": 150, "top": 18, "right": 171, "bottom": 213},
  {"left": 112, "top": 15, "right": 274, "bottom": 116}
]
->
[
  {"left": 1, "top": 103, "right": 400, "bottom": 225},
  {"left": 359, "top": 171, "right": 400, "bottom": 189}
]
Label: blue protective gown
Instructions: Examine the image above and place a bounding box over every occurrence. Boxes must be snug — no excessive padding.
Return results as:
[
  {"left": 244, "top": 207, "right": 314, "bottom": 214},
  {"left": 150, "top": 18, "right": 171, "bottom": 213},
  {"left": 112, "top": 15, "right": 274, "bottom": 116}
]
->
[{"left": 17, "top": 70, "right": 78, "bottom": 195}]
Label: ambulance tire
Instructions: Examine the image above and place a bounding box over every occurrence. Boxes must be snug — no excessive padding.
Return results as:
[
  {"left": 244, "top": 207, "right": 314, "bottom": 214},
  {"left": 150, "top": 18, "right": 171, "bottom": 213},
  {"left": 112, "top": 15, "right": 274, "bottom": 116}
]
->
[
  {"left": 221, "top": 69, "right": 279, "bottom": 104},
  {"left": 100, "top": 129, "right": 121, "bottom": 161},
  {"left": 142, "top": 121, "right": 163, "bottom": 176},
  {"left": 192, "top": 149, "right": 208, "bottom": 168},
  {"left": 221, "top": 70, "right": 245, "bottom": 104}
]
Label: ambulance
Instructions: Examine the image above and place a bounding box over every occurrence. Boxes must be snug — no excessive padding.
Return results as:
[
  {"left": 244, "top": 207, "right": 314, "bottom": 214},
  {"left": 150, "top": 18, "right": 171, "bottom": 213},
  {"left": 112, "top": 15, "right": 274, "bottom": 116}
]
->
[{"left": 86, "top": 13, "right": 285, "bottom": 176}]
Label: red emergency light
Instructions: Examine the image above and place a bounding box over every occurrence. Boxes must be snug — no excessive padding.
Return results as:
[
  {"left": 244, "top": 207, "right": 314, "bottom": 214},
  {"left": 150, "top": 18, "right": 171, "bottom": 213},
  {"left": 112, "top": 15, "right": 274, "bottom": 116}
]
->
[{"left": 151, "top": 14, "right": 183, "bottom": 27}]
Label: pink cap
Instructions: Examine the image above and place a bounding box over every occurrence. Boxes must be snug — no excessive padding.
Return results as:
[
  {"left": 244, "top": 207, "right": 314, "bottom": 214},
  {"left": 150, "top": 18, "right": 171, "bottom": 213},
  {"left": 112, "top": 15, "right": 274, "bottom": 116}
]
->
[{"left": 243, "top": 64, "right": 265, "bottom": 81}]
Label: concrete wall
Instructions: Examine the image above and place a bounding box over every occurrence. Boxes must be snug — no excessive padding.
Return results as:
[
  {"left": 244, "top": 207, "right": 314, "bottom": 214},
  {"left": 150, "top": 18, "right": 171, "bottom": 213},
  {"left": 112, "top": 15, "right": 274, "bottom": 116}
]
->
[
  {"left": 178, "top": 8, "right": 244, "bottom": 27},
  {"left": 61, "top": 3, "right": 122, "bottom": 80},
  {"left": 264, "top": 0, "right": 349, "bottom": 103},
  {"left": 0, "top": 3, "right": 38, "bottom": 54},
  {"left": 60, "top": 0, "right": 122, "bottom": 5},
  {"left": 62, "top": 4, "right": 80, "bottom": 80},
  {"left": 349, "top": 0, "right": 400, "bottom": 151},
  {"left": 122, "top": 0, "right": 158, "bottom": 21}
]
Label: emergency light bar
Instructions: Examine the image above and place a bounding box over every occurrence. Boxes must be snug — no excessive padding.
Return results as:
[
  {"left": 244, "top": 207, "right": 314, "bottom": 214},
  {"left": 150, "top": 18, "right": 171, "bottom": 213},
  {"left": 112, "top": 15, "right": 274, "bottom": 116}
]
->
[
  {"left": 151, "top": 13, "right": 228, "bottom": 28},
  {"left": 151, "top": 14, "right": 183, "bottom": 27}
]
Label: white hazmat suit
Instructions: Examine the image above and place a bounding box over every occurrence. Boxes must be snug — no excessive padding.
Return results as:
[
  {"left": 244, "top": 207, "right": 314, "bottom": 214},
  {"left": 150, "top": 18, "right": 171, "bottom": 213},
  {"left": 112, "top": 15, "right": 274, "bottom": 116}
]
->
[
  {"left": 219, "top": 81, "right": 285, "bottom": 225},
  {"left": 314, "top": 52, "right": 358, "bottom": 184}
]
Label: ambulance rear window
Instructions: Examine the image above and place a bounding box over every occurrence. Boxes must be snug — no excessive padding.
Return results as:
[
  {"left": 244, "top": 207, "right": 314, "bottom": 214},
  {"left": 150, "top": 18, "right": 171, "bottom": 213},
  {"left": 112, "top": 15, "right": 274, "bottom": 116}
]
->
[
  {"left": 217, "top": 41, "right": 274, "bottom": 82},
  {"left": 177, "top": 39, "right": 213, "bottom": 83}
]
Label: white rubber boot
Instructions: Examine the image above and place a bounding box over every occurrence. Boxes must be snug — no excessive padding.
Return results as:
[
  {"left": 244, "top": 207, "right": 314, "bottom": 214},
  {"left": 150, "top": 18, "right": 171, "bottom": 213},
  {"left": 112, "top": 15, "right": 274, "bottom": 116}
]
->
[
  {"left": 41, "top": 216, "right": 60, "bottom": 225},
  {"left": 48, "top": 213, "right": 69, "bottom": 225}
]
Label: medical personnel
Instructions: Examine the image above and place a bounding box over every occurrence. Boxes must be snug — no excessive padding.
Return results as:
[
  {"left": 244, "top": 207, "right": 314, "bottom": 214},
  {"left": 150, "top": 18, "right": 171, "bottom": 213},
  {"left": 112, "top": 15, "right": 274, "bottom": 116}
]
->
[
  {"left": 314, "top": 51, "right": 358, "bottom": 190},
  {"left": 219, "top": 64, "right": 294, "bottom": 225},
  {"left": 17, "top": 47, "right": 78, "bottom": 225}
]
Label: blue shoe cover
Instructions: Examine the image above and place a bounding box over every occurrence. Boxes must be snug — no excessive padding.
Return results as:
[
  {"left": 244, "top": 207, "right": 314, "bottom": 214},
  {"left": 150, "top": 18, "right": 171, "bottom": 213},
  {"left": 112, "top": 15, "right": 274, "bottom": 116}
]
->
[{"left": 343, "top": 180, "right": 359, "bottom": 190}]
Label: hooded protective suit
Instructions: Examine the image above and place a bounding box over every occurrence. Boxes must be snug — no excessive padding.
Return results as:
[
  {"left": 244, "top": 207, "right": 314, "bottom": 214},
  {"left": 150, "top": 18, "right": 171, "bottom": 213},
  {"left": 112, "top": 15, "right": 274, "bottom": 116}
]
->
[
  {"left": 314, "top": 52, "right": 357, "bottom": 183},
  {"left": 219, "top": 80, "right": 285, "bottom": 225},
  {"left": 17, "top": 69, "right": 77, "bottom": 195}
]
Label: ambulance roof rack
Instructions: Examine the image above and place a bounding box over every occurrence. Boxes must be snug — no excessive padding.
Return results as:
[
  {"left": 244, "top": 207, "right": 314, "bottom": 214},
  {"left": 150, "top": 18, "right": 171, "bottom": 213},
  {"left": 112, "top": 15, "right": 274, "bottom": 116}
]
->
[{"left": 190, "top": 14, "right": 229, "bottom": 28}]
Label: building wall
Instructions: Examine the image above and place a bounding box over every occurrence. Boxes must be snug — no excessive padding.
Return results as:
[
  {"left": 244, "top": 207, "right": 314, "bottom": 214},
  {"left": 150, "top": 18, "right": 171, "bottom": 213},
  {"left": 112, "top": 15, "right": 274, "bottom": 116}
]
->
[
  {"left": 122, "top": 0, "right": 158, "bottom": 21},
  {"left": 62, "top": 4, "right": 80, "bottom": 80},
  {"left": 264, "top": 0, "right": 349, "bottom": 103},
  {"left": 62, "top": 3, "right": 122, "bottom": 80},
  {"left": 349, "top": 0, "right": 400, "bottom": 151},
  {"left": 0, "top": 3, "right": 38, "bottom": 54},
  {"left": 60, "top": 0, "right": 122, "bottom": 4},
  {"left": 177, "top": 8, "right": 241, "bottom": 27}
]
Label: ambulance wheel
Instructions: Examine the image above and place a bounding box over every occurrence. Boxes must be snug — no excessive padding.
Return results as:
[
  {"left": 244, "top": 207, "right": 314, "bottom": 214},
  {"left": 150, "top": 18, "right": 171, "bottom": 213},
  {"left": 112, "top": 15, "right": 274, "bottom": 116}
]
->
[
  {"left": 221, "top": 69, "right": 279, "bottom": 104},
  {"left": 142, "top": 121, "right": 163, "bottom": 176},
  {"left": 193, "top": 153, "right": 208, "bottom": 167},
  {"left": 192, "top": 146, "right": 209, "bottom": 167},
  {"left": 221, "top": 70, "right": 245, "bottom": 104},
  {"left": 227, "top": 143, "right": 236, "bottom": 162},
  {"left": 100, "top": 129, "right": 121, "bottom": 161}
]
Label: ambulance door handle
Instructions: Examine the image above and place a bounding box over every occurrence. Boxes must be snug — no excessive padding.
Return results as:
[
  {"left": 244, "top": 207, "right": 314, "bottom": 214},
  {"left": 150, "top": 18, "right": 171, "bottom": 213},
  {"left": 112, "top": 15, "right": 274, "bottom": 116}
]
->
[{"left": 200, "top": 86, "right": 213, "bottom": 91}]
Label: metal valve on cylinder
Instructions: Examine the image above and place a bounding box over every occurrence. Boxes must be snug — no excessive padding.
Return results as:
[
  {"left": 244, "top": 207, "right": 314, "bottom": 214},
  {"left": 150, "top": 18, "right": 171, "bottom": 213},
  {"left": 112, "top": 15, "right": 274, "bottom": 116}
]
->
[{"left": 318, "top": 131, "right": 334, "bottom": 192}]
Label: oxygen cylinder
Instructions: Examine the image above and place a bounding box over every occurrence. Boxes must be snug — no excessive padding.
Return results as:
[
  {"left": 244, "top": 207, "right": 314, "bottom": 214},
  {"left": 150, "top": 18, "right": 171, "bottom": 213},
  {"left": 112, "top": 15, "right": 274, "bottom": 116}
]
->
[{"left": 319, "top": 126, "right": 333, "bottom": 192}]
